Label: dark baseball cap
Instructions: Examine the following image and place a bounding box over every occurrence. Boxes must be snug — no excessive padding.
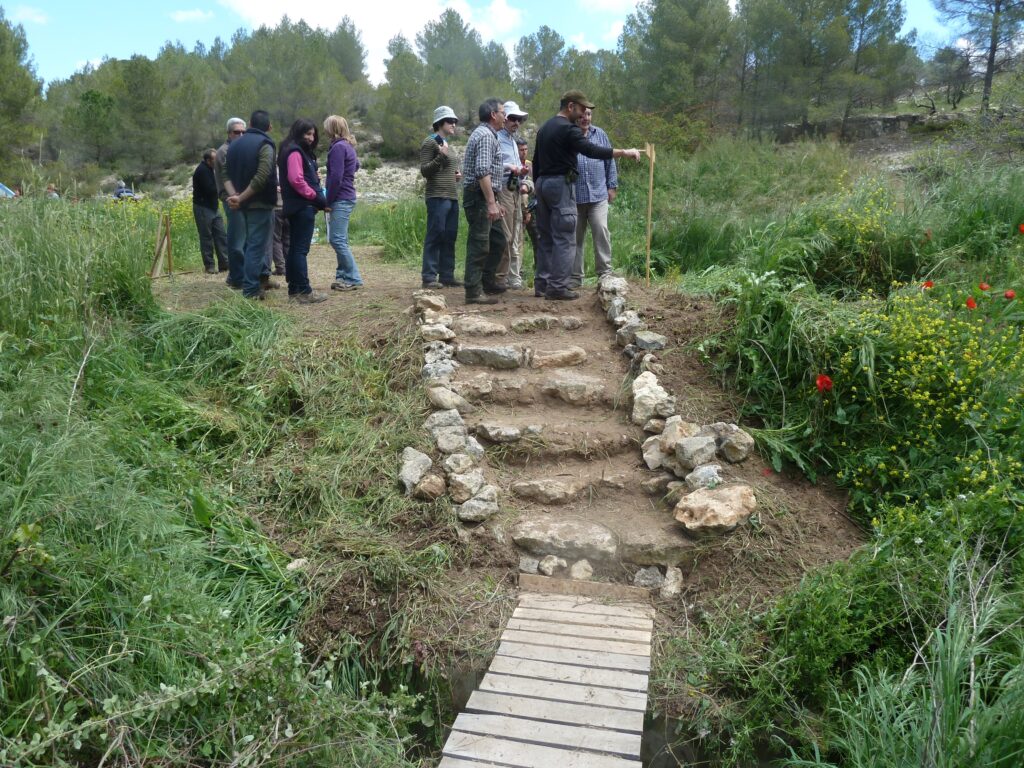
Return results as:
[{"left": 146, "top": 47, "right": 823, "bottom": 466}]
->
[{"left": 561, "top": 90, "right": 595, "bottom": 109}]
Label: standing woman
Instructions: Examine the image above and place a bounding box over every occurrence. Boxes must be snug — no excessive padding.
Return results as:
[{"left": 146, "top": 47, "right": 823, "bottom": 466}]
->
[
  {"left": 323, "top": 115, "right": 363, "bottom": 291},
  {"left": 278, "top": 118, "right": 328, "bottom": 304}
]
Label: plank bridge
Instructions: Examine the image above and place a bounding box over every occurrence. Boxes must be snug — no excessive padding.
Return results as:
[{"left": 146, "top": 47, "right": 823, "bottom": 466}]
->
[{"left": 439, "top": 580, "right": 655, "bottom": 767}]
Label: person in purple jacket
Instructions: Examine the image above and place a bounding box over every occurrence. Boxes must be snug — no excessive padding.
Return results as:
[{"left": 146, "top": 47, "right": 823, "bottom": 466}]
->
[
  {"left": 323, "top": 114, "right": 363, "bottom": 291},
  {"left": 278, "top": 118, "right": 328, "bottom": 303}
]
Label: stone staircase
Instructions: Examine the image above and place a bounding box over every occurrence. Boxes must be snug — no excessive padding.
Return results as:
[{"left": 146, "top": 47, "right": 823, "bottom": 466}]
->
[{"left": 401, "top": 277, "right": 759, "bottom": 595}]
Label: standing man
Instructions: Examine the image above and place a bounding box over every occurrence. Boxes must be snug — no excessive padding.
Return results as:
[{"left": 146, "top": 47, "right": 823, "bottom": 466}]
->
[
  {"left": 214, "top": 117, "right": 246, "bottom": 289},
  {"left": 419, "top": 106, "right": 462, "bottom": 289},
  {"left": 460, "top": 98, "right": 507, "bottom": 306},
  {"left": 572, "top": 108, "right": 618, "bottom": 288},
  {"left": 496, "top": 100, "right": 529, "bottom": 290},
  {"left": 532, "top": 90, "right": 640, "bottom": 300},
  {"left": 226, "top": 109, "right": 278, "bottom": 300},
  {"left": 517, "top": 137, "right": 539, "bottom": 265},
  {"left": 192, "top": 148, "right": 229, "bottom": 274}
]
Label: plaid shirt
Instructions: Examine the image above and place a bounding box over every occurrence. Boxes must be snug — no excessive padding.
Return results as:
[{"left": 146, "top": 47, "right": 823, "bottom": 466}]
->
[
  {"left": 461, "top": 123, "right": 503, "bottom": 189},
  {"left": 574, "top": 125, "right": 618, "bottom": 204}
]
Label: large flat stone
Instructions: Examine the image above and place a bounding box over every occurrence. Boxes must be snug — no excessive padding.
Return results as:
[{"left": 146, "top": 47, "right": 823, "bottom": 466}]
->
[
  {"left": 540, "top": 371, "right": 606, "bottom": 405},
  {"left": 511, "top": 518, "right": 618, "bottom": 562},
  {"left": 456, "top": 345, "right": 524, "bottom": 369}
]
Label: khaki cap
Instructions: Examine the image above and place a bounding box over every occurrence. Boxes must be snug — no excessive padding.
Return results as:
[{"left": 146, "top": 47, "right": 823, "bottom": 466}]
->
[{"left": 561, "top": 90, "right": 595, "bottom": 109}]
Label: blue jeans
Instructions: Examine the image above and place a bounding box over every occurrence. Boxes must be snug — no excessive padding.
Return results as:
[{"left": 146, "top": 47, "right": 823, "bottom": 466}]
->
[
  {"left": 240, "top": 208, "right": 273, "bottom": 297},
  {"left": 422, "top": 197, "right": 459, "bottom": 283},
  {"left": 329, "top": 200, "right": 362, "bottom": 285},
  {"left": 286, "top": 205, "right": 316, "bottom": 295},
  {"left": 224, "top": 203, "right": 246, "bottom": 285}
]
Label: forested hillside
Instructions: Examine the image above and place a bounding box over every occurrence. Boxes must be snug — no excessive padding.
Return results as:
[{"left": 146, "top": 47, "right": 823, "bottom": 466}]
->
[{"left": 2, "top": 0, "right": 1020, "bottom": 185}]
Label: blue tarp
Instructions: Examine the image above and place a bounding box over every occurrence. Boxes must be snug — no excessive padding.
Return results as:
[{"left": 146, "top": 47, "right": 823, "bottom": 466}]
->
[{"left": 0, "top": 182, "right": 15, "bottom": 198}]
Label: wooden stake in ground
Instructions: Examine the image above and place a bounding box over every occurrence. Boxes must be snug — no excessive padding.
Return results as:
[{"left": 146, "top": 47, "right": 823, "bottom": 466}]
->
[
  {"left": 150, "top": 212, "right": 175, "bottom": 279},
  {"left": 643, "top": 143, "right": 656, "bottom": 288}
]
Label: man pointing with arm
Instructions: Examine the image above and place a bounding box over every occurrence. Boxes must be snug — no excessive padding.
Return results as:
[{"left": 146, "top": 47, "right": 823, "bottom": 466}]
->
[{"left": 532, "top": 90, "right": 640, "bottom": 300}]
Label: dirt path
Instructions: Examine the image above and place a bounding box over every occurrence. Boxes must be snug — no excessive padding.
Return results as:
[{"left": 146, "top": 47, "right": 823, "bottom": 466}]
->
[{"left": 155, "top": 243, "right": 862, "bottom": 612}]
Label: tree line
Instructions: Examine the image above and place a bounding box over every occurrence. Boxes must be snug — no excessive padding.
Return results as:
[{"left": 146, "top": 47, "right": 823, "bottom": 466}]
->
[{"left": 2, "top": 0, "right": 1023, "bottom": 180}]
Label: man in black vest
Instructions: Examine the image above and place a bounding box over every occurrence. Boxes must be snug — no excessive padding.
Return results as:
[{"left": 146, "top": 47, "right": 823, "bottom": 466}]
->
[
  {"left": 192, "top": 148, "right": 228, "bottom": 274},
  {"left": 227, "top": 110, "right": 278, "bottom": 300}
]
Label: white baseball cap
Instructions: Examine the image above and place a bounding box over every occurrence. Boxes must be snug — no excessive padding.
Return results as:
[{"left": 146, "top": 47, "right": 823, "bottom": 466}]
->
[{"left": 502, "top": 101, "right": 528, "bottom": 118}]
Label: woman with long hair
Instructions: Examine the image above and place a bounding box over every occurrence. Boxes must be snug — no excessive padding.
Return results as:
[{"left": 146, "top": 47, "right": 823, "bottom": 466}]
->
[
  {"left": 323, "top": 115, "right": 363, "bottom": 291},
  {"left": 278, "top": 118, "right": 328, "bottom": 303}
]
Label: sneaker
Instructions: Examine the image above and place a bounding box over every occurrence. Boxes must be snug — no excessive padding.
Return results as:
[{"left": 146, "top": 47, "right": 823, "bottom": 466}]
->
[
  {"left": 260, "top": 276, "right": 281, "bottom": 290},
  {"left": 545, "top": 290, "right": 580, "bottom": 301},
  {"left": 466, "top": 295, "right": 500, "bottom": 305},
  {"left": 441, "top": 280, "right": 463, "bottom": 288},
  {"left": 422, "top": 281, "right": 443, "bottom": 289},
  {"left": 205, "top": 267, "right": 218, "bottom": 274},
  {"left": 331, "top": 281, "right": 356, "bottom": 291},
  {"left": 291, "top": 290, "right": 328, "bottom": 304},
  {"left": 507, "top": 282, "right": 524, "bottom": 290}
]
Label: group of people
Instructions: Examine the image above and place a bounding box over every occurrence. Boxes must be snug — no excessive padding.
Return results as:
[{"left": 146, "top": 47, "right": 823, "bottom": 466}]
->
[
  {"left": 420, "top": 89, "right": 640, "bottom": 305},
  {"left": 191, "top": 110, "right": 362, "bottom": 302}
]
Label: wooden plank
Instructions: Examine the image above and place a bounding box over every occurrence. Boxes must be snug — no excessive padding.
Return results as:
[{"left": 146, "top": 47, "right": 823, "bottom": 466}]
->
[
  {"left": 453, "top": 712, "right": 640, "bottom": 757},
  {"left": 488, "top": 655, "right": 648, "bottom": 691},
  {"left": 515, "top": 606, "right": 652, "bottom": 631},
  {"left": 479, "top": 672, "right": 647, "bottom": 711},
  {"left": 502, "top": 628, "right": 650, "bottom": 657},
  {"left": 444, "top": 731, "right": 641, "bottom": 768},
  {"left": 465, "top": 690, "right": 644, "bottom": 732},
  {"left": 507, "top": 617, "right": 652, "bottom": 644},
  {"left": 518, "top": 591, "right": 655, "bottom": 620},
  {"left": 438, "top": 757, "right": 508, "bottom": 768},
  {"left": 498, "top": 641, "right": 650, "bottom": 673},
  {"left": 519, "top": 573, "right": 652, "bottom": 604}
]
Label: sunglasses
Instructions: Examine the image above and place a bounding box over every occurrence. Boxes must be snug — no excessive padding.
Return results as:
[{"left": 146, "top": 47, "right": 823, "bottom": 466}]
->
[
  {"left": 507, "top": 116, "right": 522, "bottom": 123},
  {"left": 230, "top": 130, "right": 244, "bottom": 135}
]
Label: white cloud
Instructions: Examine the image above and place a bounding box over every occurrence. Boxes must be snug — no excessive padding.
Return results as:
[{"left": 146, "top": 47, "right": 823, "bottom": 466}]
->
[
  {"left": 580, "top": 0, "right": 636, "bottom": 13},
  {"left": 569, "top": 33, "right": 597, "bottom": 52},
  {"left": 11, "top": 5, "right": 48, "bottom": 24},
  {"left": 604, "top": 20, "right": 623, "bottom": 45},
  {"left": 170, "top": 9, "right": 215, "bottom": 23},
  {"left": 216, "top": 0, "right": 537, "bottom": 84}
]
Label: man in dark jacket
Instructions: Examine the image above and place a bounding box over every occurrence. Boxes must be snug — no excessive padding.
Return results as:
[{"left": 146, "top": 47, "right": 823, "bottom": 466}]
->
[
  {"left": 226, "top": 110, "right": 278, "bottom": 300},
  {"left": 192, "top": 149, "right": 228, "bottom": 273},
  {"left": 532, "top": 90, "right": 640, "bottom": 300}
]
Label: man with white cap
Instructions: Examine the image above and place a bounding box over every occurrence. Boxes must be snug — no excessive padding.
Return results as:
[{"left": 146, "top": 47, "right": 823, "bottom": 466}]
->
[
  {"left": 496, "top": 100, "right": 530, "bottom": 290},
  {"left": 419, "top": 106, "right": 462, "bottom": 289}
]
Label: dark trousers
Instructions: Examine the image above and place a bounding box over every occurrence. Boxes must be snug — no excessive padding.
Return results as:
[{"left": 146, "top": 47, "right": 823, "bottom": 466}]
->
[
  {"left": 224, "top": 202, "right": 245, "bottom": 285},
  {"left": 194, "top": 204, "right": 228, "bottom": 270},
  {"left": 267, "top": 209, "right": 289, "bottom": 273},
  {"left": 463, "top": 186, "right": 506, "bottom": 298},
  {"left": 285, "top": 205, "right": 316, "bottom": 296},
  {"left": 535, "top": 175, "right": 577, "bottom": 296},
  {"left": 423, "top": 197, "right": 459, "bottom": 283}
]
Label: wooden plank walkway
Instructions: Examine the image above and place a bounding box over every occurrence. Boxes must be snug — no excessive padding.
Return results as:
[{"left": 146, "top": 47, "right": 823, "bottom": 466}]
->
[{"left": 439, "top": 590, "right": 655, "bottom": 768}]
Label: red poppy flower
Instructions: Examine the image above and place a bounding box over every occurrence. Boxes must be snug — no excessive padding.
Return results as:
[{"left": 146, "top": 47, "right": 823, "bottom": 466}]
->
[
  {"left": 980, "top": 282, "right": 991, "bottom": 291},
  {"left": 922, "top": 280, "right": 934, "bottom": 289},
  {"left": 1006, "top": 289, "right": 1016, "bottom": 300},
  {"left": 816, "top": 374, "right": 833, "bottom": 393},
  {"left": 966, "top": 297, "right": 978, "bottom": 310},
  {"left": 1019, "top": 223, "right": 1024, "bottom": 234}
]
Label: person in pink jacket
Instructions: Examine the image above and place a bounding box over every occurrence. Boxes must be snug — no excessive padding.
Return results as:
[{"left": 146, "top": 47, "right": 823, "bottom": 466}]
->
[{"left": 277, "top": 118, "right": 328, "bottom": 304}]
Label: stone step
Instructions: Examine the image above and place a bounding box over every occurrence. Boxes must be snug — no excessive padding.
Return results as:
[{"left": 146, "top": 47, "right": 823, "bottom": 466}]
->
[
  {"left": 451, "top": 369, "right": 615, "bottom": 408},
  {"left": 470, "top": 417, "right": 637, "bottom": 461},
  {"left": 454, "top": 344, "right": 588, "bottom": 370}
]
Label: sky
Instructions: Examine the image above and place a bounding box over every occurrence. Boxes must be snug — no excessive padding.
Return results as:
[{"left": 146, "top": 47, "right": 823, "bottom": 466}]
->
[{"left": 9, "top": 0, "right": 951, "bottom": 88}]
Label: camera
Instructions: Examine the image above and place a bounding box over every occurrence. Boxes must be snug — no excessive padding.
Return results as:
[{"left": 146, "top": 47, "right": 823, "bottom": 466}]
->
[{"left": 434, "top": 135, "right": 445, "bottom": 146}]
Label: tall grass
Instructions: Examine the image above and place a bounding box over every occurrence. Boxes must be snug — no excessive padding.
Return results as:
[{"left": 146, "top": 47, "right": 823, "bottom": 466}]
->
[{"left": 0, "top": 200, "right": 431, "bottom": 766}]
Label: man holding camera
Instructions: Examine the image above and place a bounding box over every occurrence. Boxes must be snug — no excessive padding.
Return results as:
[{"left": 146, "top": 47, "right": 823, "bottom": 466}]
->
[
  {"left": 496, "top": 100, "right": 529, "bottom": 290},
  {"left": 419, "top": 105, "right": 462, "bottom": 289}
]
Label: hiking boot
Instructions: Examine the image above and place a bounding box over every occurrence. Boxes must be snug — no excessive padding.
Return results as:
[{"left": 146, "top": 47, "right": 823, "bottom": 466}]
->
[
  {"left": 483, "top": 284, "right": 507, "bottom": 295},
  {"left": 545, "top": 290, "right": 580, "bottom": 301},
  {"left": 466, "top": 295, "right": 500, "bottom": 305},
  {"left": 441, "top": 279, "right": 463, "bottom": 288},
  {"left": 331, "top": 281, "right": 356, "bottom": 291},
  {"left": 291, "top": 290, "right": 328, "bottom": 304},
  {"left": 226, "top": 280, "right": 243, "bottom": 290},
  {"left": 245, "top": 290, "right": 266, "bottom": 301},
  {"left": 272, "top": 268, "right": 285, "bottom": 276},
  {"left": 205, "top": 267, "right": 218, "bottom": 274},
  {"left": 422, "top": 280, "right": 443, "bottom": 289},
  {"left": 260, "top": 275, "right": 281, "bottom": 290}
]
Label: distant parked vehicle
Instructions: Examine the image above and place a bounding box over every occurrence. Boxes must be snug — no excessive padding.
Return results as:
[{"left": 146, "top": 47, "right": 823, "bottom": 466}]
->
[{"left": 112, "top": 180, "right": 141, "bottom": 201}]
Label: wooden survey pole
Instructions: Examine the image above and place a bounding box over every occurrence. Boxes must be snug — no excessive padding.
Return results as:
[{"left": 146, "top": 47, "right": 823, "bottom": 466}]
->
[
  {"left": 150, "top": 212, "right": 176, "bottom": 278},
  {"left": 643, "top": 143, "right": 656, "bottom": 288}
]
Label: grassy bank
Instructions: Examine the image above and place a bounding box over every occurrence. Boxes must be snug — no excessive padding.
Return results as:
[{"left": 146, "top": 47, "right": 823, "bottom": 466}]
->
[{"left": 0, "top": 199, "right": 453, "bottom": 765}]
